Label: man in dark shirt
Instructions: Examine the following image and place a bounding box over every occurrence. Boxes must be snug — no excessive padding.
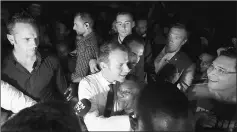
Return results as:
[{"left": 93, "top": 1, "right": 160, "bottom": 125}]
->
[{"left": 1, "top": 12, "right": 67, "bottom": 102}]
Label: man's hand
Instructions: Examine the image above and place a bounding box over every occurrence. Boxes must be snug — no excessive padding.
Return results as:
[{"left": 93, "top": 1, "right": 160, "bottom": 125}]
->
[
  {"left": 72, "top": 77, "right": 82, "bottom": 83},
  {"left": 70, "top": 50, "right": 77, "bottom": 56},
  {"left": 89, "top": 59, "right": 99, "bottom": 74}
]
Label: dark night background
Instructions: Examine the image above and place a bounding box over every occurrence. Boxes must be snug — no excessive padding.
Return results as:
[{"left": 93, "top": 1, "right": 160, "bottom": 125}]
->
[{"left": 1, "top": 1, "right": 237, "bottom": 52}]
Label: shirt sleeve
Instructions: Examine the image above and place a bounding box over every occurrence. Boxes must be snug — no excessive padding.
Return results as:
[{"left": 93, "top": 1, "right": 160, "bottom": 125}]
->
[
  {"left": 55, "top": 58, "right": 68, "bottom": 96},
  {"left": 1, "top": 80, "right": 37, "bottom": 113},
  {"left": 78, "top": 79, "right": 131, "bottom": 131}
]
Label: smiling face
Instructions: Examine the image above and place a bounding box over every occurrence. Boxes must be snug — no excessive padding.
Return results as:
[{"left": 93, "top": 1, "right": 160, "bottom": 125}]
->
[
  {"left": 117, "top": 80, "right": 139, "bottom": 111},
  {"left": 207, "top": 55, "right": 236, "bottom": 91},
  {"left": 7, "top": 23, "right": 39, "bottom": 56}
]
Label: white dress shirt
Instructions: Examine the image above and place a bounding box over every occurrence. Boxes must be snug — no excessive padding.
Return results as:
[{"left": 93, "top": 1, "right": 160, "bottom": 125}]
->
[
  {"left": 78, "top": 72, "right": 131, "bottom": 131},
  {"left": 1, "top": 80, "right": 37, "bottom": 113}
]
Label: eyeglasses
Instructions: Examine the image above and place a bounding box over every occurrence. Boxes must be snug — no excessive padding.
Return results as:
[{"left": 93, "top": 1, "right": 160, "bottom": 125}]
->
[{"left": 207, "top": 64, "right": 237, "bottom": 75}]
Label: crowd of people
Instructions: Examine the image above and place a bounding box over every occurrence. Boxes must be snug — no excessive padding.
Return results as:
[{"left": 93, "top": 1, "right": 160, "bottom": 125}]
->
[{"left": 1, "top": 2, "right": 236, "bottom": 132}]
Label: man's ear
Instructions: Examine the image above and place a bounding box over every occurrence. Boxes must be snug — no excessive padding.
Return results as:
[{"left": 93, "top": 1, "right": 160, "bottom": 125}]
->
[
  {"left": 99, "top": 61, "right": 108, "bottom": 69},
  {"left": 132, "top": 21, "right": 135, "bottom": 28},
  {"left": 84, "top": 22, "right": 90, "bottom": 29},
  {"left": 7, "top": 34, "right": 15, "bottom": 45},
  {"left": 182, "top": 39, "right": 187, "bottom": 46}
]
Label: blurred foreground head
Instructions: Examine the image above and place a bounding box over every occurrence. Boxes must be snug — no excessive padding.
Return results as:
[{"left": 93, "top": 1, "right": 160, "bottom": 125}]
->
[
  {"left": 135, "top": 82, "right": 195, "bottom": 131},
  {"left": 2, "top": 101, "right": 82, "bottom": 132}
]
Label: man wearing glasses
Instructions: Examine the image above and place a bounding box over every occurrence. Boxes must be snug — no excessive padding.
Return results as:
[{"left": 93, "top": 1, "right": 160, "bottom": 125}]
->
[{"left": 188, "top": 48, "right": 237, "bottom": 132}]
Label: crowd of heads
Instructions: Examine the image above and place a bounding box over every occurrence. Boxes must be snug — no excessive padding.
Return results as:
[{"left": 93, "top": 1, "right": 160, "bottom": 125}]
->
[{"left": 1, "top": 2, "right": 236, "bottom": 132}]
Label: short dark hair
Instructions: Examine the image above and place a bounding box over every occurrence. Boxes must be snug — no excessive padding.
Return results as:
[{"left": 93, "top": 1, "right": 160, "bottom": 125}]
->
[
  {"left": 116, "top": 12, "right": 134, "bottom": 21},
  {"left": 7, "top": 11, "right": 37, "bottom": 34},
  {"left": 98, "top": 41, "right": 128, "bottom": 64},
  {"left": 136, "top": 82, "right": 194, "bottom": 131},
  {"left": 123, "top": 34, "right": 145, "bottom": 48},
  {"left": 2, "top": 101, "right": 82, "bottom": 132},
  {"left": 170, "top": 23, "right": 189, "bottom": 39},
  {"left": 75, "top": 12, "right": 94, "bottom": 28}
]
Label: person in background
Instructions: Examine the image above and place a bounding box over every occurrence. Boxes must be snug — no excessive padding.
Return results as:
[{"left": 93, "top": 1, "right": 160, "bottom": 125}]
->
[
  {"left": 188, "top": 48, "right": 237, "bottom": 132},
  {"left": 154, "top": 23, "right": 196, "bottom": 92},
  {"left": 193, "top": 52, "right": 215, "bottom": 84},
  {"left": 112, "top": 12, "right": 135, "bottom": 45},
  {"left": 55, "top": 41, "right": 76, "bottom": 83},
  {"left": 89, "top": 12, "right": 135, "bottom": 74},
  {"left": 123, "top": 34, "right": 145, "bottom": 84},
  {"left": 71, "top": 12, "right": 99, "bottom": 83},
  {"left": 78, "top": 42, "right": 131, "bottom": 131},
  {"left": 134, "top": 18, "right": 153, "bottom": 84},
  {"left": 1, "top": 101, "right": 82, "bottom": 132},
  {"left": 134, "top": 82, "right": 195, "bottom": 131}
]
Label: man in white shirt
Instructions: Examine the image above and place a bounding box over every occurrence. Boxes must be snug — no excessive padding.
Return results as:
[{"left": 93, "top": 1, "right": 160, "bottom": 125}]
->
[{"left": 78, "top": 42, "right": 131, "bottom": 131}]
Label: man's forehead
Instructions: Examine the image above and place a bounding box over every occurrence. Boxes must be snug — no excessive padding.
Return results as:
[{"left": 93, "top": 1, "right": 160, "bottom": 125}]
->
[
  {"left": 137, "top": 20, "right": 147, "bottom": 26},
  {"left": 109, "top": 49, "right": 128, "bottom": 62},
  {"left": 13, "top": 23, "right": 37, "bottom": 35},
  {"left": 74, "top": 16, "right": 83, "bottom": 23},
  {"left": 170, "top": 28, "right": 186, "bottom": 36},
  {"left": 116, "top": 14, "right": 132, "bottom": 22},
  {"left": 120, "top": 80, "right": 139, "bottom": 91},
  {"left": 200, "top": 53, "right": 213, "bottom": 61},
  {"left": 214, "top": 56, "right": 236, "bottom": 71}
]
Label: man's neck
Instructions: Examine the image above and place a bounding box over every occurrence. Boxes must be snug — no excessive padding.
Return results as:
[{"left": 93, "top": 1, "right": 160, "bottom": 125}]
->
[
  {"left": 13, "top": 50, "right": 36, "bottom": 63},
  {"left": 101, "top": 70, "right": 115, "bottom": 84},
  {"left": 83, "top": 29, "right": 92, "bottom": 37}
]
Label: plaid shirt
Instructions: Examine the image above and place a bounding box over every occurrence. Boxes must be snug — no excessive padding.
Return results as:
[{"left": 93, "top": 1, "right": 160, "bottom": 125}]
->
[{"left": 71, "top": 32, "right": 98, "bottom": 81}]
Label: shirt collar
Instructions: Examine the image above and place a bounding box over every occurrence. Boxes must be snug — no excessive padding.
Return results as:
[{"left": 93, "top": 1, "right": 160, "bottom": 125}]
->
[
  {"left": 77, "top": 32, "right": 94, "bottom": 45},
  {"left": 11, "top": 50, "right": 42, "bottom": 70},
  {"left": 98, "top": 71, "right": 116, "bottom": 89}
]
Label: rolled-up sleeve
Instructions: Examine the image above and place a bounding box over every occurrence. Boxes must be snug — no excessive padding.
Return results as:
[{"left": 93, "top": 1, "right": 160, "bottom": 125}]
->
[
  {"left": 78, "top": 79, "right": 131, "bottom": 131},
  {"left": 1, "top": 80, "right": 37, "bottom": 113}
]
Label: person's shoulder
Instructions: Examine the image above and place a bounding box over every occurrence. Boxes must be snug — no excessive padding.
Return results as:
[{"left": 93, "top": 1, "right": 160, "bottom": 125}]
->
[
  {"left": 38, "top": 50, "right": 60, "bottom": 66},
  {"left": 81, "top": 72, "right": 100, "bottom": 84}
]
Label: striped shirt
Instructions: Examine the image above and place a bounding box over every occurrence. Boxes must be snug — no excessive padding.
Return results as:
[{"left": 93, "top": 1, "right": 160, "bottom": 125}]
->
[{"left": 71, "top": 32, "right": 98, "bottom": 81}]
